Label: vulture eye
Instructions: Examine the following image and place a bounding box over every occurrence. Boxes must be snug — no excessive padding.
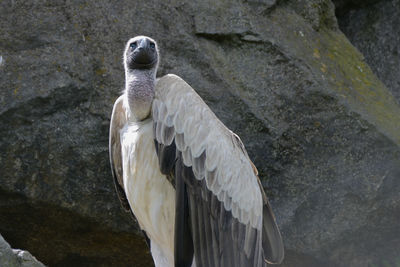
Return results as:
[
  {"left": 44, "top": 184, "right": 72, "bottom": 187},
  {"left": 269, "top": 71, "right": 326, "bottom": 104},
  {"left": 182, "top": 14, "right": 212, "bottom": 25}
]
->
[
  {"left": 130, "top": 42, "right": 137, "bottom": 49},
  {"left": 149, "top": 42, "right": 155, "bottom": 49}
]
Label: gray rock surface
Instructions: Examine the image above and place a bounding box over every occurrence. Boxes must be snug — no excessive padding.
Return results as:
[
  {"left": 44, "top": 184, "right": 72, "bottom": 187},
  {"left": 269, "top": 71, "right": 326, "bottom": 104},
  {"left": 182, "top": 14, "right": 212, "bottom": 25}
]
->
[
  {"left": 0, "top": 0, "right": 399, "bottom": 266},
  {"left": 336, "top": 0, "right": 400, "bottom": 104},
  {"left": 0, "top": 234, "right": 45, "bottom": 267}
]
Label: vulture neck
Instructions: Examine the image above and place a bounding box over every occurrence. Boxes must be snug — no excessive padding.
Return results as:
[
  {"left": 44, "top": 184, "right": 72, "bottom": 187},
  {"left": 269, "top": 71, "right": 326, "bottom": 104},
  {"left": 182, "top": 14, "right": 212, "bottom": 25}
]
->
[{"left": 125, "top": 68, "right": 156, "bottom": 122}]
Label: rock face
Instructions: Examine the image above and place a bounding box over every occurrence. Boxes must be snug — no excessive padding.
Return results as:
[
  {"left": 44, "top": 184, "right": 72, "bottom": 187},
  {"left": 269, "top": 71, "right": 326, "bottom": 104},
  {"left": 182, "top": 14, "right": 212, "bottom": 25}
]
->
[
  {"left": 0, "top": 234, "right": 45, "bottom": 267},
  {"left": 335, "top": 0, "right": 400, "bottom": 103},
  {"left": 0, "top": 0, "right": 399, "bottom": 266},
  {"left": 332, "top": 0, "right": 383, "bottom": 15}
]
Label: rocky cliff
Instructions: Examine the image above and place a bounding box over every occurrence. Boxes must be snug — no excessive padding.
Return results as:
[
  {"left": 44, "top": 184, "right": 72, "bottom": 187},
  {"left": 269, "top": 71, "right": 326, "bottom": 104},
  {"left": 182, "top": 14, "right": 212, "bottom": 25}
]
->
[{"left": 0, "top": 0, "right": 399, "bottom": 266}]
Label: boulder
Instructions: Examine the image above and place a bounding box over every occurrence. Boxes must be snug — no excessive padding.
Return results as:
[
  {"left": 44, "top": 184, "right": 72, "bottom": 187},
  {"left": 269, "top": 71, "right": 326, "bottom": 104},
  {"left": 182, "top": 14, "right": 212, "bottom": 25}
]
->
[
  {"left": 0, "top": 0, "right": 399, "bottom": 266},
  {"left": 0, "top": 234, "right": 45, "bottom": 267}
]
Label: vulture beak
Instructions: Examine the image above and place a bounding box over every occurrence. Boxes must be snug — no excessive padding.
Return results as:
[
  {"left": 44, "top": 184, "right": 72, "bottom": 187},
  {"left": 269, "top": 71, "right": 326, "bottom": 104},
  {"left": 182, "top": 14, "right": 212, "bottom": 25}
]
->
[
  {"left": 134, "top": 39, "right": 152, "bottom": 64},
  {"left": 130, "top": 38, "right": 157, "bottom": 69}
]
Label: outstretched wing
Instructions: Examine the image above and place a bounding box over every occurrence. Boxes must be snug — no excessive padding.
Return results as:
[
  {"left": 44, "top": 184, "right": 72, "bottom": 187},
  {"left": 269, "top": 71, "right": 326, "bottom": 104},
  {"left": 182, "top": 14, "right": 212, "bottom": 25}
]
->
[
  {"left": 153, "top": 74, "right": 284, "bottom": 267},
  {"left": 109, "top": 95, "right": 131, "bottom": 212}
]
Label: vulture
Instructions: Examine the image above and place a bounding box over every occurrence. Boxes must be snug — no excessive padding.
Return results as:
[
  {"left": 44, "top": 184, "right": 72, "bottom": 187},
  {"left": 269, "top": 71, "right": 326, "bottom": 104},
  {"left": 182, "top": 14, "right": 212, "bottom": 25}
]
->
[{"left": 109, "top": 36, "right": 284, "bottom": 267}]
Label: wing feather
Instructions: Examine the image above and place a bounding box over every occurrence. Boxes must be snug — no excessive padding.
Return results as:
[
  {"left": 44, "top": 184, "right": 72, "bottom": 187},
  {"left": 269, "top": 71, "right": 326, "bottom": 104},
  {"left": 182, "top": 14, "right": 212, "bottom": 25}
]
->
[
  {"left": 174, "top": 156, "right": 194, "bottom": 266},
  {"left": 153, "top": 74, "right": 284, "bottom": 266}
]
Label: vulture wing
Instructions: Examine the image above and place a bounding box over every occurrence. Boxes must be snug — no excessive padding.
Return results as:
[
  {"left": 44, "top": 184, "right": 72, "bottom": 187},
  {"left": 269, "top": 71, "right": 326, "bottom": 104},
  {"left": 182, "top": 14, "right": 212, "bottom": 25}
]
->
[
  {"left": 153, "top": 74, "right": 284, "bottom": 267},
  {"left": 109, "top": 95, "right": 131, "bottom": 211},
  {"left": 109, "top": 95, "right": 153, "bottom": 249}
]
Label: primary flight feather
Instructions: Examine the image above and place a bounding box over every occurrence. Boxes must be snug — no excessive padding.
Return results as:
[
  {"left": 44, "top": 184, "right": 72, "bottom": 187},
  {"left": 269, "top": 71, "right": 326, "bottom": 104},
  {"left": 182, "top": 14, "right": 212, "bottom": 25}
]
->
[{"left": 109, "top": 36, "right": 284, "bottom": 267}]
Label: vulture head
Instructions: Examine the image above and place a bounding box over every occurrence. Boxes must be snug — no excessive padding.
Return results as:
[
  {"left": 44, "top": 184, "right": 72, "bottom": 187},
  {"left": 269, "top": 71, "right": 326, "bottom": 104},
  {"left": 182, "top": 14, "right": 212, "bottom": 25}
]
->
[{"left": 124, "top": 35, "right": 159, "bottom": 71}]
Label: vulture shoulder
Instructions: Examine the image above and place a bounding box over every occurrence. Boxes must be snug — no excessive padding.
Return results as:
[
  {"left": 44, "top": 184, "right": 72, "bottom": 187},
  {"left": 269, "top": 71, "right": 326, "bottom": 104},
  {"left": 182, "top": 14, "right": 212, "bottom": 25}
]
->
[{"left": 153, "top": 74, "right": 284, "bottom": 267}]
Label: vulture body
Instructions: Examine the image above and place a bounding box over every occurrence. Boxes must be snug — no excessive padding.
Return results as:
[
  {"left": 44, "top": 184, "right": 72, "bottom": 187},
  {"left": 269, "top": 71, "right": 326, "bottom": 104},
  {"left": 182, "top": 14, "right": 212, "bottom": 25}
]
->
[{"left": 109, "top": 36, "right": 284, "bottom": 267}]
